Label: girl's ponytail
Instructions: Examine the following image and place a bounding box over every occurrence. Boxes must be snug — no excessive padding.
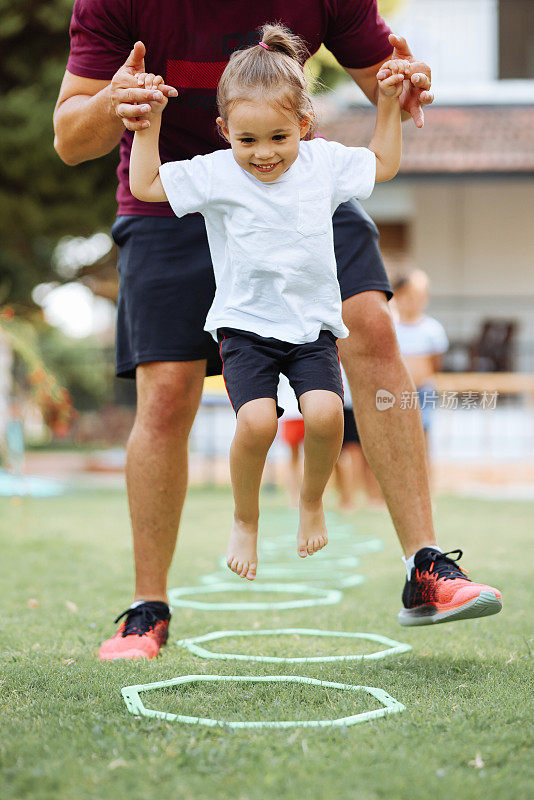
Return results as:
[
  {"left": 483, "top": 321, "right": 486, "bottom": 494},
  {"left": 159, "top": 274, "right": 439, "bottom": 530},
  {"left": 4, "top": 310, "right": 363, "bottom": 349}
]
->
[
  {"left": 217, "top": 22, "right": 316, "bottom": 137},
  {"left": 258, "top": 23, "right": 308, "bottom": 65}
]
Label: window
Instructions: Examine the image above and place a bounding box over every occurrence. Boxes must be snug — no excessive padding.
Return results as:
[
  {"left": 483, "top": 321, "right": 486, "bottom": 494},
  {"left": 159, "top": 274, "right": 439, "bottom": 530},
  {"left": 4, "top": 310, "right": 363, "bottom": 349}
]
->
[{"left": 499, "top": 0, "right": 534, "bottom": 78}]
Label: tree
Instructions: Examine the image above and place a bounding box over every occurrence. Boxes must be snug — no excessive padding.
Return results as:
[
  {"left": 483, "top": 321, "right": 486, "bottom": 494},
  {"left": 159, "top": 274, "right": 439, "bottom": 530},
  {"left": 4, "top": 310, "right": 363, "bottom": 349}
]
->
[{"left": 0, "top": 0, "right": 117, "bottom": 307}]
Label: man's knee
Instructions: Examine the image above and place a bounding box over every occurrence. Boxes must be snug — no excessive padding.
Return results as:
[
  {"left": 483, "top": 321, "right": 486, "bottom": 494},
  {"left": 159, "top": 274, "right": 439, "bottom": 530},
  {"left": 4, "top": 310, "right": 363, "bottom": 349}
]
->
[
  {"left": 342, "top": 291, "right": 400, "bottom": 360},
  {"left": 135, "top": 361, "right": 205, "bottom": 435}
]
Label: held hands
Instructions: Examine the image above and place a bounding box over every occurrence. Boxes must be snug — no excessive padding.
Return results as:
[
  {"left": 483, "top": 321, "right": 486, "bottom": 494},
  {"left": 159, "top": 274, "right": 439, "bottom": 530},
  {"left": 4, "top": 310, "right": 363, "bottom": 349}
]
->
[
  {"left": 134, "top": 72, "right": 168, "bottom": 121},
  {"left": 110, "top": 41, "right": 176, "bottom": 131},
  {"left": 377, "top": 34, "right": 433, "bottom": 128},
  {"left": 377, "top": 59, "right": 411, "bottom": 99}
]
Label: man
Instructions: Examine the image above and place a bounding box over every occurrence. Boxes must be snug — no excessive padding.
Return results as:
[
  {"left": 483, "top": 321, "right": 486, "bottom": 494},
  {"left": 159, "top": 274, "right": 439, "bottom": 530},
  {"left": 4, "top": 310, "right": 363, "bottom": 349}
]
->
[{"left": 53, "top": 0, "right": 501, "bottom": 660}]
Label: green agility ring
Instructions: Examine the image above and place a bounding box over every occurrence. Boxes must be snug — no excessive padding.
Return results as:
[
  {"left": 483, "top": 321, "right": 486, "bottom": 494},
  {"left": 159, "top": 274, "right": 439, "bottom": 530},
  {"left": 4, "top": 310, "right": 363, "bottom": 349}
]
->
[
  {"left": 167, "top": 582, "right": 342, "bottom": 611},
  {"left": 121, "top": 674, "right": 406, "bottom": 729},
  {"left": 176, "top": 628, "right": 413, "bottom": 663}
]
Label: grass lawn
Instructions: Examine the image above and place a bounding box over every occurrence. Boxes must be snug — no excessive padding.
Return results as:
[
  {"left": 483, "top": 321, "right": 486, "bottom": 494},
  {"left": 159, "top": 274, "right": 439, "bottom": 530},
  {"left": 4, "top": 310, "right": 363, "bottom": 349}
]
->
[{"left": 1, "top": 487, "right": 533, "bottom": 800}]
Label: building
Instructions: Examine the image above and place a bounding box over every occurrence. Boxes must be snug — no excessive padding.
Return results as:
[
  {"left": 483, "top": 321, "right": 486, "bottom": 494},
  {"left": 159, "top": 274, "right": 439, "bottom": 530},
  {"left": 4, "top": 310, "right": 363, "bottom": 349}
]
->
[{"left": 320, "top": 0, "right": 534, "bottom": 371}]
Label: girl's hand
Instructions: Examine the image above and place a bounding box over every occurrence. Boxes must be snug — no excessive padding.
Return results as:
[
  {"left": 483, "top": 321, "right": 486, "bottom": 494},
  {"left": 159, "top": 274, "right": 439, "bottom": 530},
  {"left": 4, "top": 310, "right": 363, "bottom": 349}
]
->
[
  {"left": 134, "top": 72, "right": 169, "bottom": 120},
  {"left": 377, "top": 59, "right": 411, "bottom": 99}
]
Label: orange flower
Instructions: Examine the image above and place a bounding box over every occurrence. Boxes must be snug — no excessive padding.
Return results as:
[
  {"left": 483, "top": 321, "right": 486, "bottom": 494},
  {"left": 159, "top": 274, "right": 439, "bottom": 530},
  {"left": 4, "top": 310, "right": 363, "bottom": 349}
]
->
[
  {"left": 1, "top": 307, "right": 15, "bottom": 321},
  {"left": 28, "top": 367, "right": 47, "bottom": 385}
]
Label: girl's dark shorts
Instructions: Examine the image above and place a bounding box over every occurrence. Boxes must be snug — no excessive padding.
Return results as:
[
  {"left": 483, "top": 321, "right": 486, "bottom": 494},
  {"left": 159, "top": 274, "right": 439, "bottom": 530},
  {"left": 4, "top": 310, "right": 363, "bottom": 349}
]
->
[
  {"left": 218, "top": 328, "right": 344, "bottom": 418},
  {"left": 112, "top": 200, "right": 392, "bottom": 379}
]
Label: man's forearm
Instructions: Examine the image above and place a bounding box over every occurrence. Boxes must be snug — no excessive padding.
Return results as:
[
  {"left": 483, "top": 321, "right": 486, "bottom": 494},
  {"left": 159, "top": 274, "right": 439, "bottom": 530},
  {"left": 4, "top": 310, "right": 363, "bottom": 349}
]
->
[{"left": 53, "top": 84, "right": 124, "bottom": 166}]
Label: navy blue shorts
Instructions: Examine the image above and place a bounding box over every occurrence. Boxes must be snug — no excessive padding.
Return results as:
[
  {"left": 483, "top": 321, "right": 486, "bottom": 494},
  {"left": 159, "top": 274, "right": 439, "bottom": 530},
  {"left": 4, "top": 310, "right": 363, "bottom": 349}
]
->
[
  {"left": 112, "top": 200, "right": 392, "bottom": 379},
  {"left": 218, "top": 328, "right": 344, "bottom": 417},
  {"left": 342, "top": 407, "right": 361, "bottom": 446}
]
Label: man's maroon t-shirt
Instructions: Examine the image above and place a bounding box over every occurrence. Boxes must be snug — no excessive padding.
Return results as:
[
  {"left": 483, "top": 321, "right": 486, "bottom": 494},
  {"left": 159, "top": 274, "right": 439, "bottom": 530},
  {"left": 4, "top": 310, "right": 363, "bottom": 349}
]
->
[{"left": 66, "top": 0, "right": 392, "bottom": 216}]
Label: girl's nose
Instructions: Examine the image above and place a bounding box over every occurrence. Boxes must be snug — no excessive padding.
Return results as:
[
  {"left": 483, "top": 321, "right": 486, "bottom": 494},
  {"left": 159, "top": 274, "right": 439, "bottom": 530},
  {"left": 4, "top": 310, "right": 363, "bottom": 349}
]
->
[{"left": 254, "top": 147, "right": 275, "bottom": 160}]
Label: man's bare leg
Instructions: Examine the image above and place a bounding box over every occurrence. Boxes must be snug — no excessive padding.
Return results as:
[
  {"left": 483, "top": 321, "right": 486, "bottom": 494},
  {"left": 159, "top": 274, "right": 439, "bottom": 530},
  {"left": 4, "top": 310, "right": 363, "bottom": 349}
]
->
[
  {"left": 339, "top": 291, "right": 437, "bottom": 557},
  {"left": 127, "top": 360, "right": 206, "bottom": 602}
]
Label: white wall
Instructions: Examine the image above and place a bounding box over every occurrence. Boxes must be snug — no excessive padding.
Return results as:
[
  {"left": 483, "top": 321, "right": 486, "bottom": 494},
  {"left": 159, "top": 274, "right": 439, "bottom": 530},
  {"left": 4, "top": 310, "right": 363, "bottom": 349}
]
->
[
  {"left": 362, "top": 177, "right": 534, "bottom": 369},
  {"left": 409, "top": 179, "right": 532, "bottom": 294},
  {"left": 389, "top": 0, "right": 498, "bottom": 85}
]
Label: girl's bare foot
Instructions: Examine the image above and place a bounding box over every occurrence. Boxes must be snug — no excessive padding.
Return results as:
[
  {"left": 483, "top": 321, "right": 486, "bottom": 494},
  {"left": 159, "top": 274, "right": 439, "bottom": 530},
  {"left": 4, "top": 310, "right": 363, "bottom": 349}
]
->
[
  {"left": 297, "top": 499, "right": 328, "bottom": 557},
  {"left": 226, "top": 518, "right": 258, "bottom": 580}
]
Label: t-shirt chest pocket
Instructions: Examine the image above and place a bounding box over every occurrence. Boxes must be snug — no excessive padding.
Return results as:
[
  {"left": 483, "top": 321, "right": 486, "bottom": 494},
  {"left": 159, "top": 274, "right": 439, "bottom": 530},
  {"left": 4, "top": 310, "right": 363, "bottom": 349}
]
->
[{"left": 297, "top": 189, "right": 331, "bottom": 236}]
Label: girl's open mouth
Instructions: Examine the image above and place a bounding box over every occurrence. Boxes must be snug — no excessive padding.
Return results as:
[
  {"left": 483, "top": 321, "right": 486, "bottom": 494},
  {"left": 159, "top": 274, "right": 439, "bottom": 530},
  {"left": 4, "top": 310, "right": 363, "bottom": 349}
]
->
[{"left": 252, "top": 162, "right": 281, "bottom": 173}]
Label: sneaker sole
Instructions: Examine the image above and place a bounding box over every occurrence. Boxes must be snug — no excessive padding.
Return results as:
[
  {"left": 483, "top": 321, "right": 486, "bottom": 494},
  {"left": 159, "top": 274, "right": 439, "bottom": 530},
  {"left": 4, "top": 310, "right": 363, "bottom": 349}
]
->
[
  {"left": 99, "top": 650, "right": 154, "bottom": 661},
  {"left": 398, "top": 590, "right": 503, "bottom": 627}
]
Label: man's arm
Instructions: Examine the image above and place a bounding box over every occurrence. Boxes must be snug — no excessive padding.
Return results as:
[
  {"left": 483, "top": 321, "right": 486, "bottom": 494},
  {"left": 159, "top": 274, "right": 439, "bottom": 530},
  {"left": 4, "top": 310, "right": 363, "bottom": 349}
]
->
[
  {"left": 344, "top": 34, "right": 433, "bottom": 128},
  {"left": 53, "top": 72, "right": 123, "bottom": 165},
  {"left": 53, "top": 41, "right": 177, "bottom": 166}
]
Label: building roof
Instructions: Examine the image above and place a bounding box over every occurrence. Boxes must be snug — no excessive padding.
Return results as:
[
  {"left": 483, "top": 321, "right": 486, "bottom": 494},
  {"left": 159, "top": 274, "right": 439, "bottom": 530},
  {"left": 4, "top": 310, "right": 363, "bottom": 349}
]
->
[{"left": 319, "top": 104, "right": 534, "bottom": 175}]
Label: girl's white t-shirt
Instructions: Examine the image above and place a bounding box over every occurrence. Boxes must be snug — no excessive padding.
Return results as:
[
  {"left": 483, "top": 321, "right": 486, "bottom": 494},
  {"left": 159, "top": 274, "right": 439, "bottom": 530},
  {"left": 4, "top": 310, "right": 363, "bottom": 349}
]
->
[{"left": 159, "top": 138, "right": 376, "bottom": 343}]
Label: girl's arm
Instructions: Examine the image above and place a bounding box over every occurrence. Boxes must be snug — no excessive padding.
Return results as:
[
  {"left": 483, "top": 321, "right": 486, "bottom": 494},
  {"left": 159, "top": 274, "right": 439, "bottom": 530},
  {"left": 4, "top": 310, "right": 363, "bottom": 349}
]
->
[
  {"left": 368, "top": 59, "right": 409, "bottom": 183},
  {"left": 129, "top": 73, "right": 168, "bottom": 202}
]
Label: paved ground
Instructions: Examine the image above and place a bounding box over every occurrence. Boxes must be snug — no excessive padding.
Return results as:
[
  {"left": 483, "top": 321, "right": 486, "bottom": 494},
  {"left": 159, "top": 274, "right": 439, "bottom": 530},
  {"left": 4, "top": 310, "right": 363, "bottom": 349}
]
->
[{"left": 20, "top": 448, "right": 534, "bottom": 499}]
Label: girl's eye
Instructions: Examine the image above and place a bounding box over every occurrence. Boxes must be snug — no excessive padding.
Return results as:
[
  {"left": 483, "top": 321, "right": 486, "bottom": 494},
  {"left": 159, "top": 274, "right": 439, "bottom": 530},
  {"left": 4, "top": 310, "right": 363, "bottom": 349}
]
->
[
  {"left": 240, "top": 138, "right": 254, "bottom": 144},
  {"left": 273, "top": 135, "right": 286, "bottom": 141}
]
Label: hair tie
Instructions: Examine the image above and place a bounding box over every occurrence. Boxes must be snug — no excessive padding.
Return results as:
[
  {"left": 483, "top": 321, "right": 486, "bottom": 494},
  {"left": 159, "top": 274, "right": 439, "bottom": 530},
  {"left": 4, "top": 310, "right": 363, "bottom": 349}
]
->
[{"left": 258, "top": 41, "right": 269, "bottom": 50}]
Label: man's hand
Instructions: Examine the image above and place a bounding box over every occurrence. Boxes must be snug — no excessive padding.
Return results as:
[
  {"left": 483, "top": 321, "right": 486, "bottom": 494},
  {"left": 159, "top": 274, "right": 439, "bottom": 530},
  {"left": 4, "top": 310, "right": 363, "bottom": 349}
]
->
[
  {"left": 110, "top": 41, "right": 177, "bottom": 131},
  {"left": 377, "top": 34, "right": 433, "bottom": 128}
]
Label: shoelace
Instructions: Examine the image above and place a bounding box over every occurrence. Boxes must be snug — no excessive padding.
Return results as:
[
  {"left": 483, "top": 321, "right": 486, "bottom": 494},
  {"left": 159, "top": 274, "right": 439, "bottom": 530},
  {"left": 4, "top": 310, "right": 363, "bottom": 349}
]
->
[
  {"left": 114, "top": 603, "right": 168, "bottom": 637},
  {"left": 419, "top": 549, "right": 470, "bottom": 582}
]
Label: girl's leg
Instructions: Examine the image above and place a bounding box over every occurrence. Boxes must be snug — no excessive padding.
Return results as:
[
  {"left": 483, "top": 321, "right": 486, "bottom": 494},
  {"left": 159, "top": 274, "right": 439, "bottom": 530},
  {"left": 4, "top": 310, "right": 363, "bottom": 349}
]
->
[
  {"left": 298, "top": 390, "right": 344, "bottom": 557},
  {"left": 227, "top": 397, "right": 278, "bottom": 580}
]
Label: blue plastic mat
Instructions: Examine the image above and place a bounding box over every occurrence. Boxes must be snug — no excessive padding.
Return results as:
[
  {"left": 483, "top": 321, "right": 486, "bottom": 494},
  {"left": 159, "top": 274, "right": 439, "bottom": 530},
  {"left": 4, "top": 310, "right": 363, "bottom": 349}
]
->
[{"left": 0, "top": 470, "right": 66, "bottom": 497}]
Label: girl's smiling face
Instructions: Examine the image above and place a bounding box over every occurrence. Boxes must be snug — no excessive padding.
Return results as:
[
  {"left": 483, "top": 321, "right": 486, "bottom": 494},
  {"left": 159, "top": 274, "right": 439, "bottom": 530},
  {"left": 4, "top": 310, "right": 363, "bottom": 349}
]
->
[{"left": 217, "top": 98, "right": 310, "bottom": 183}]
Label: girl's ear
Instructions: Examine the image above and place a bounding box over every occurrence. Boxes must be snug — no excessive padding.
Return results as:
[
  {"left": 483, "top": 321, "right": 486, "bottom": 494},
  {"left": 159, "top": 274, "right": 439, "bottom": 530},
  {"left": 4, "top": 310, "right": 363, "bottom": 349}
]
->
[
  {"left": 299, "top": 118, "right": 311, "bottom": 139},
  {"left": 216, "top": 117, "right": 230, "bottom": 142}
]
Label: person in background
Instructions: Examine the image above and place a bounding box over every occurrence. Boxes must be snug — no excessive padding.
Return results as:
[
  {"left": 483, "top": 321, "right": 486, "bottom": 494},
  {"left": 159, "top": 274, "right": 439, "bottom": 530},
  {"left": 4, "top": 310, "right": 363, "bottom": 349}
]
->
[
  {"left": 278, "top": 374, "right": 305, "bottom": 508},
  {"left": 392, "top": 270, "right": 449, "bottom": 462},
  {"left": 334, "top": 365, "right": 385, "bottom": 510}
]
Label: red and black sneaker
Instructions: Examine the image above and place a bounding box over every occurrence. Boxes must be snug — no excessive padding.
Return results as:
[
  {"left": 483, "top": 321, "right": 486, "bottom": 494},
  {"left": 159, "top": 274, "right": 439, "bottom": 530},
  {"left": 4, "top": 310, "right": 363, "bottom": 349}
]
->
[
  {"left": 98, "top": 601, "right": 171, "bottom": 660},
  {"left": 398, "top": 548, "right": 502, "bottom": 627}
]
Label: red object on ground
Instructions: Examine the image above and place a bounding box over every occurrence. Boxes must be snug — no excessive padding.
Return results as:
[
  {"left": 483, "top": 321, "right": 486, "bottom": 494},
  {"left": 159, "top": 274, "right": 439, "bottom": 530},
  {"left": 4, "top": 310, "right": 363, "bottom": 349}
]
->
[{"left": 282, "top": 418, "right": 305, "bottom": 446}]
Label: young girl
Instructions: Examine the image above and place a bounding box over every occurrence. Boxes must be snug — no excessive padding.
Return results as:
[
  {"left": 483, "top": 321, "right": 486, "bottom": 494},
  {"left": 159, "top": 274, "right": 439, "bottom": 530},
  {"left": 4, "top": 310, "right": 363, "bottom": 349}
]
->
[{"left": 129, "top": 23, "right": 407, "bottom": 581}]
